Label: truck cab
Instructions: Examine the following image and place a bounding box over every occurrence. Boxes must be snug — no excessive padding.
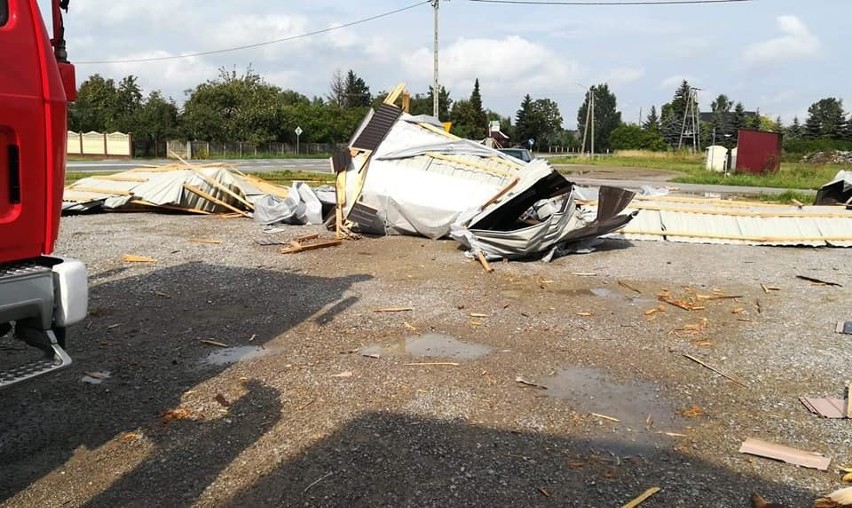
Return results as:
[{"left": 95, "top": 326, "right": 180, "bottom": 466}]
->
[{"left": 0, "top": 0, "right": 87, "bottom": 387}]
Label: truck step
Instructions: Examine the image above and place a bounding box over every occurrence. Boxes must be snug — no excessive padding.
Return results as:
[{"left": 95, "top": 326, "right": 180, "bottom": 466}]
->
[{"left": 0, "top": 341, "right": 71, "bottom": 388}]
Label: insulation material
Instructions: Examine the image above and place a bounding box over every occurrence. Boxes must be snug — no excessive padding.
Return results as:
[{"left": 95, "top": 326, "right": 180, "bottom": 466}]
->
[
  {"left": 602, "top": 195, "right": 852, "bottom": 247},
  {"left": 63, "top": 163, "right": 289, "bottom": 215},
  {"left": 253, "top": 182, "right": 323, "bottom": 225}
]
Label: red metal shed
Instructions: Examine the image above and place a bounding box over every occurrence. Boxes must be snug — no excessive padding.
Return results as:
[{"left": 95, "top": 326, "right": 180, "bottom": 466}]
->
[{"left": 735, "top": 129, "right": 782, "bottom": 174}]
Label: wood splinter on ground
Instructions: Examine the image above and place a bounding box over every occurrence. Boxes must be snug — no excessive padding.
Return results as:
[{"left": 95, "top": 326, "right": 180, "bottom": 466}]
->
[
  {"left": 404, "top": 362, "right": 460, "bottom": 367},
  {"left": 199, "top": 339, "right": 229, "bottom": 348},
  {"left": 373, "top": 307, "right": 414, "bottom": 313},
  {"left": 476, "top": 251, "right": 494, "bottom": 273},
  {"left": 280, "top": 234, "right": 342, "bottom": 254},
  {"left": 591, "top": 413, "right": 620, "bottom": 422},
  {"left": 122, "top": 254, "right": 157, "bottom": 263},
  {"left": 622, "top": 486, "right": 661, "bottom": 508},
  {"left": 618, "top": 280, "right": 642, "bottom": 294},
  {"left": 682, "top": 353, "right": 748, "bottom": 387}
]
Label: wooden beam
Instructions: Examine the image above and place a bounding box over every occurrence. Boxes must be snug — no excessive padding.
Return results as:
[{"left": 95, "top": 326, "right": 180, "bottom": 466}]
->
[
  {"left": 383, "top": 82, "right": 406, "bottom": 106},
  {"left": 190, "top": 170, "right": 254, "bottom": 210},
  {"left": 68, "top": 186, "right": 132, "bottom": 196},
  {"left": 482, "top": 176, "right": 519, "bottom": 208},
  {"left": 279, "top": 239, "right": 342, "bottom": 254},
  {"left": 182, "top": 183, "right": 249, "bottom": 217},
  {"left": 426, "top": 152, "right": 514, "bottom": 177}
]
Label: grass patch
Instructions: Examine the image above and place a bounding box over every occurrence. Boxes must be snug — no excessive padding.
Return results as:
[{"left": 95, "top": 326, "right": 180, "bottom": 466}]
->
[
  {"left": 251, "top": 170, "right": 334, "bottom": 186},
  {"left": 65, "top": 171, "right": 98, "bottom": 184},
  {"left": 752, "top": 190, "right": 815, "bottom": 205},
  {"left": 551, "top": 152, "right": 703, "bottom": 173},
  {"left": 552, "top": 150, "right": 839, "bottom": 190},
  {"left": 670, "top": 163, "right": 838, "bottom": 190}
]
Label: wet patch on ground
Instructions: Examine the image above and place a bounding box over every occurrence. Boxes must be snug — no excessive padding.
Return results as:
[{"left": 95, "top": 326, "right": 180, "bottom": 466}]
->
[
  {"left": 201, "top": 346, "right": 274, "bottom": 366},
  {"left": 360, "top": 333, "right": 493, "bottom": 360},
  {"left": 544, "top": 366, "right": 682, "bottom": 450}
]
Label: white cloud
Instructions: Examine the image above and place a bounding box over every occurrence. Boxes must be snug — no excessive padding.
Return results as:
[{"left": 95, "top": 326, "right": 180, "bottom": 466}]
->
[
  {"left": 404, "top": 35, "right": 580, "bottom": 97},
  {"left": 659, "top": 75, "right": 696, "bottom": 90},
  {"left": 602, "top": 67, "right": 645, "bottom": 88},
  {"left": 742, "top": 15, "right": 821, "bottom": 68}
]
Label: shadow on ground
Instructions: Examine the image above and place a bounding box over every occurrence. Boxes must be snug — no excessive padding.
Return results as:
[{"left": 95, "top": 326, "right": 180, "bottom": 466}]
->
[
  {"left": 224, "top": 411, "right": 813, "bottom": 507},
  {"left": 0, "top": 262, "right": 370, "bottom": 502}
]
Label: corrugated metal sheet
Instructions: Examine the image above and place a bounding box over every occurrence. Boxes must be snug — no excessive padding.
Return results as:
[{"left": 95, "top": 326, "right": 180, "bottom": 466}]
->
[
  {"left": 736, "top": 129, "right": 782, "bottom": 174},
  {"left": 351, "top": 104, "right": 402, "bottom": 152},
  {"left": 604, "top": 197, "right": 852, "bottom": 247}
]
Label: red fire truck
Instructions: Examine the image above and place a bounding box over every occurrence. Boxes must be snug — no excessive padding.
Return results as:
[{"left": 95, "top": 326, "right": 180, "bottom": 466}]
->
[{"left": 0, "top": 0, "right": 87, "bottom": 387}]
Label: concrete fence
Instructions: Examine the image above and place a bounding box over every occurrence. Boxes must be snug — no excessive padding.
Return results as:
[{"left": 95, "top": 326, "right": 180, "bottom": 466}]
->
[{"left": 67, "top": 131, "right": 132, "bottom": 157}]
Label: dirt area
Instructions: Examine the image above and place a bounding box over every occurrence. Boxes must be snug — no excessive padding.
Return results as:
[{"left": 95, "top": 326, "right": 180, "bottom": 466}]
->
[
  {"left": 1, "top": 213, "right": 850, "bottom": 507},
  {"left": 553, "top": 164, "right": 680, "bottom": 182}
]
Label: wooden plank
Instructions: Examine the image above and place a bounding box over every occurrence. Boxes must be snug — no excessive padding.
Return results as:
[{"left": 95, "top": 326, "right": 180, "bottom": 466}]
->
[
  {"left": 279, "top": 239, "right": 342, "bottom": 254},
  {"left": 426, "top": 152, "right": 514, "bottom": 177},
  {"left": 295, "top": 233, "right": 320, "bottom": 243},
  {"left": 383, "top": 82, "right": 406, "bottom": 106},
  {"left": 68, "top": 186, "right": 132, "bottom": 196},
  {"left": 183, "top": 183, "right": 249, "bottom": 217},
  {"left": 190, "top": 169, "right": 254, "bottom": 210},
  {"left": 131, "top": 199, "right": 212, "bottom": 215},
  {"left": 417, "top": 121, "right": 459, "bottom": 140},
  {"left": 476, "top": 251, "right": 494, "bottom": 273},
  {"left": 738, "top": 438, "right": 830, "bottom": 470},
  {"left": 622, "top": 487, "right": 660, "bottom": 508},
  {"left": 482, "top": 176, "right": 519, "bottom": 208},
  {"left": 94, "top": 174, "right": 149, "bottom": 183}
]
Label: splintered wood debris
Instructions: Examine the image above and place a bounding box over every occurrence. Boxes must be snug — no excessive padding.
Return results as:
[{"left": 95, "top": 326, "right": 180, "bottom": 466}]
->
[
  {"left": 280, "top": 234, "right": 342, "bottom": 254},
  {"left": 122, "top": 254, "right": 157, "bottom": 263},
  {"left": 800, "top": 396, "right": 849, "bottom": 419},
  {"left": 739, "top": 438, "right": 831, "bottom": 470}
]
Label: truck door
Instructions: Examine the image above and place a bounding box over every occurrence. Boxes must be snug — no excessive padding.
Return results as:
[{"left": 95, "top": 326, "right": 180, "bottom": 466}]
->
[{"left": 0, "top": 0, "right": 49, "bottom": 263}]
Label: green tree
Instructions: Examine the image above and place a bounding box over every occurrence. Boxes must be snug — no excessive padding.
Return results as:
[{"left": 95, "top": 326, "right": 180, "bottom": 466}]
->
[
  {"left": 732, "top": 102, "right": 747, "bottom": 133},
  {"left": 804, "top": 97, "right": 847, "bottom": 139},
  {"left": 343, "top": 70, "right": 371, "bottom": 108},
  {"left": 610, "top": 123, "right": 666, "bottom": 151},
  {"left": 642, "top": 105, "right": 660, "bottom": 131},
  {"left": 181, "top": 67, "right": 283, "bottom": 144},
  {"left": 787, "top": 116, "right": 802, "bottom": 138},
  {"left": 407, "top": 86, "right": 452, "bottom": 120},
  {"left": 134, "top": 90, "right": 179, "bottom": 156},
  {"left": 514, "top": 94, "right": 534, "bottom": 146},
  {"left": 449, "top": 79, "right": 488, "bottom": 139},
  {"left": 576, "top": 83, "right": 622, "bottom": 152},
  {"left": 69, "top": 74, "right": 119, "bottom": 132}
]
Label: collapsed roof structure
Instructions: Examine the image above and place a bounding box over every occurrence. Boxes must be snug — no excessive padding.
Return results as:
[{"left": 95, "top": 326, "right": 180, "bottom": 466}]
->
[
  {"left": 63, "top": 163, "right": 289, "bottom": 216},
  {"left": 331, "top": 85, "right": 637, "bottom": 261}
]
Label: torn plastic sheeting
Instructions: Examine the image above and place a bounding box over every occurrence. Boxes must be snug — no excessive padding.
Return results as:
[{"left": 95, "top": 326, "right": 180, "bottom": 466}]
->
[{"left": 253, "top": 182, "right": 323, "bottom": 225}]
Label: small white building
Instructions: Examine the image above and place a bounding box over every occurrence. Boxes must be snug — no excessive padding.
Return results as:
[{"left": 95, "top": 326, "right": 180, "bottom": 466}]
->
[{"left": 705, "top": 145, "right": 728, "bottom": 173}]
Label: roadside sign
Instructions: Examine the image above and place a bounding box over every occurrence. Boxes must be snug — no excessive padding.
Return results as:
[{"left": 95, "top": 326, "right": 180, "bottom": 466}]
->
[{"left": 295, "top": 126, "right": 303, "bottom": 136}]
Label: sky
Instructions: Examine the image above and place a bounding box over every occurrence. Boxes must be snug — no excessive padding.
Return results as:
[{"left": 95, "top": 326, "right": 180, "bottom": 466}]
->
[{"left": 38, "top": 0, "right": 848, "bottom": 129}]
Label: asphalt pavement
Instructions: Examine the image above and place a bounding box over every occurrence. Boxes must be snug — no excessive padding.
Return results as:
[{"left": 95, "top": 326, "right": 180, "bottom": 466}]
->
[
  {"left": 67, "top": 158, "right": 331, "bottom": 173},
  {"left": 66, "top": 157, "right": 815, "bottom": 197}
]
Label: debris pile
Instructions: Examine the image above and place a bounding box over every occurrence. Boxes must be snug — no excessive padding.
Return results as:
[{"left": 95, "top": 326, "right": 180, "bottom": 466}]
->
[
  {"left": 801, "top": 151, "right": 852, "bottom": 164},
  {"left": 814, "top": 170, "right": 852, "bottom": 206},
  {"left": 63, "top": 163, "right": 289, "bottom": 216},
  {"left": 331, "top": 84, "right": 637, "bottom": 261}
]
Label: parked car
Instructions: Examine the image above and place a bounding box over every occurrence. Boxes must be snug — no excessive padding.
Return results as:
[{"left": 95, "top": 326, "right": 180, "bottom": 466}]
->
[{"left": 497, "top": 147, "right": 533, "bottom": 163}]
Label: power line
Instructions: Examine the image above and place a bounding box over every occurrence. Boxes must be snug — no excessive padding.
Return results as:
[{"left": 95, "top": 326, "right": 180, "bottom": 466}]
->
[
  {"left": 468, "top": 0, "right": 751, "bottom": 5},
  {"left": 77, "top": 1, "right": 430, "bottom": 65}
]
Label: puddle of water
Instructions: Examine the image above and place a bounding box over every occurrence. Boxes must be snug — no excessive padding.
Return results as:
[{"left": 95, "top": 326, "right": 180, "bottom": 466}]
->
[
  {"left": 360, "top": 333, "right": 492, "bottom": 360},
  {"left": 590, "top": 287, "right": 617, "bottom": 298},
  {"left": 202, "top": 346, "right": 271, "bottom": 366},
  {"left": 545, "top": 367, "right": 679, "bottom": 436}
]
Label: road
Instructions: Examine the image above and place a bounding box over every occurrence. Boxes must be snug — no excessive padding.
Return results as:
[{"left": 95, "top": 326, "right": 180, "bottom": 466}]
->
[
  {"left": 67, "top": 158, "right": 331, "bottom": 173},
  {"left": 67, "top": 158, "right": 816, "bottom": 197}
]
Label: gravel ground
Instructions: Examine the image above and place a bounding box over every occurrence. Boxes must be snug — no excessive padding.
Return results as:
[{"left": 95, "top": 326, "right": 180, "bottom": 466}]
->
[{"left": 1, "top": 212, "right": 850, "bottom": 507}]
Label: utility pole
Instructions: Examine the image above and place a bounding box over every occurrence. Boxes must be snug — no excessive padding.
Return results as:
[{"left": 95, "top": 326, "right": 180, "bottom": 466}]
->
[
  {"left": 580, "top": 86, "right": 596, "bottom": 159},
  {"left": 678, "top": 87, "right": 701, "bottom": 153},
  {"left": 431, "top": 0, "right": 440, "bottom": 118},
  {"left": 590, "top": 90, "right": 595, "bottom": 158}
]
